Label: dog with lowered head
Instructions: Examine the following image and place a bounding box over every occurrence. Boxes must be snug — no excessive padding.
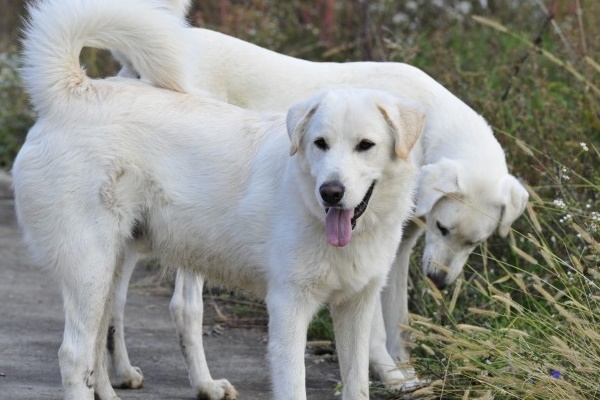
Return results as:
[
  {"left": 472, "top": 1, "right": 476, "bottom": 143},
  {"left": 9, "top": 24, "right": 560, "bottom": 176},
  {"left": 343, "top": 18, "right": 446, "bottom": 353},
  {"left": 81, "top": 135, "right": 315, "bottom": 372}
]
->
[{"left": 106, "top": 0, "right": 530, "bottom": 393}]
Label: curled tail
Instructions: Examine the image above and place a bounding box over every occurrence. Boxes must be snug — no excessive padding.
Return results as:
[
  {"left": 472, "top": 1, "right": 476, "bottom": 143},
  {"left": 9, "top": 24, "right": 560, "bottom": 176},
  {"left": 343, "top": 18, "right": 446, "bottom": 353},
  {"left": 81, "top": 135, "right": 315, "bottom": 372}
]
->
[
  {"left": 21, "top": 0, "right": 192, "bottom": 114},
  {"left": 168, "top": 0, "right": 193, "bottom": 20}
]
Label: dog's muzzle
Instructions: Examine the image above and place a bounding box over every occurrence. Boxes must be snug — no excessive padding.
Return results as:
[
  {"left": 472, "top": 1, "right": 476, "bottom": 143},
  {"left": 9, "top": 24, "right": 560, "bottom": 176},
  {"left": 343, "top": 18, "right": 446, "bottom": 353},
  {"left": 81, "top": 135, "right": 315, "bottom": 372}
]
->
[
  {"left": 427, "top": 271, "right": 448, "bottom": 290},
  {"left": 320, "top": 180, "right": 345, "bottom": 206},
  {"left": 323, "top": 181, "right": 376, "bottom": 247},
  {"left": 324, "top": 181, "right": 376, "bottom": 230}
]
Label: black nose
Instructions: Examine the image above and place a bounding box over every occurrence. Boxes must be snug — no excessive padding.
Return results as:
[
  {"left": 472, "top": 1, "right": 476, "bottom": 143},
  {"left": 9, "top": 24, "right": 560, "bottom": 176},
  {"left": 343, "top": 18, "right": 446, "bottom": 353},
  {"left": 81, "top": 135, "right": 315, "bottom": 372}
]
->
[
  {"left": 427, "top": 272, "right": 447, "bottom": 290},
  {"left": 319, "top": 181, "right": 345, "bottom": 205}
]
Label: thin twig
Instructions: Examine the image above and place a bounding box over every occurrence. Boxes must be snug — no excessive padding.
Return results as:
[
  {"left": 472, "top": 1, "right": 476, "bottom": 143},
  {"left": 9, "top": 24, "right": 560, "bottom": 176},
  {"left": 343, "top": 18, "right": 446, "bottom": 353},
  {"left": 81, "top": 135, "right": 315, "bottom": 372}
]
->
[
  {"left": 534, "top": 0, "right": 578, "bottom": 62},
  {"left": 501, "top": 8, "right": 553, "bottom": 101},
  {"left": 575, "top": 0, "right": 587, "bottom": 55}
]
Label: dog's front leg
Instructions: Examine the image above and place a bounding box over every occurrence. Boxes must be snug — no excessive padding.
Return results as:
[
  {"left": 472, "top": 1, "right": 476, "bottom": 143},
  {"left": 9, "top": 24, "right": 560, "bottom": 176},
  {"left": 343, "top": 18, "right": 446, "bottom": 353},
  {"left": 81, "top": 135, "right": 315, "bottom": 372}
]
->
[
  {"left": 330, "top": 286, "right": 379, "bottom": 400},
  {"left": 369, "top": 295, "right": 408, "bottom": 387},
  {"left": 169, "top": 268, "right": 238, "bottom": 400},
  {"left": 108, "top": 245, "right": 144, "bottom": 389},
  {"left": 94, "top": 263, "right": 122, "bottom": 400},
  {"left": 267, "top": 287, "right": 320, "bottom": 400},
  {"left": 380, "top": 220, "right": 424, "bottom": 362},
  {"left": 369, "top": 296, "right": 420, "bottom": 391}
]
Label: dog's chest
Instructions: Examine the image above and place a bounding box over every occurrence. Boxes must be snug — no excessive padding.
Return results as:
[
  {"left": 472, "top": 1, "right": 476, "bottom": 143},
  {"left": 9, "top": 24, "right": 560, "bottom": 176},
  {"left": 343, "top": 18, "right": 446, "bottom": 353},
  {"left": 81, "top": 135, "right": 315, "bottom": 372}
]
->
[{"left": 292, "top": 233, "right": 397, "bottom": 302}]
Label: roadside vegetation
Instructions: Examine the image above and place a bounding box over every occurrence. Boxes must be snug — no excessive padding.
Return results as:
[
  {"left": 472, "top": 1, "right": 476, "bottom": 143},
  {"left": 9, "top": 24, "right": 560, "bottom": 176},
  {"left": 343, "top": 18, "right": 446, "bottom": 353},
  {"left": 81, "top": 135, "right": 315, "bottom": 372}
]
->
[{"left": 2, "top": 1, "right": 599, "bottom": 398}]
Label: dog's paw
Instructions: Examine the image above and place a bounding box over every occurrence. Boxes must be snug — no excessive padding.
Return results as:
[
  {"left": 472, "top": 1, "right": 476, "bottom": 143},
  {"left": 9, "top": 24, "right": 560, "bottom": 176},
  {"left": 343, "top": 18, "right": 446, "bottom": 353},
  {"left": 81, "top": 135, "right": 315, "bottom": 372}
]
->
[
  {"left": 94, "top": 393, "right": 122, "bottom": 400},
  {"left": 196, "top": 379, "right": 238, "bottom": 400},
  {"left": 398, "top": 375, "right": 430, "bottom": 393},
  {"left": 111, "top": 366, "right": 144, "bottom": 389},
  {"left": 380, "top": 366, "right": 429, "bottom": 393}
]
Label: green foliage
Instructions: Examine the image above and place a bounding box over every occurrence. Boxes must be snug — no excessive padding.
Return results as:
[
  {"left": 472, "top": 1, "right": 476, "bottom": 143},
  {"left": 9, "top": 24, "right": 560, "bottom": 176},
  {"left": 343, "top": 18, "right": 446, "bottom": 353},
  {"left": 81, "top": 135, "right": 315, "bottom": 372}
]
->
[
  {"left": 307, "top": 308, "right": 335, "bottom": 342},
  {"left": 0, "top": 50, "right": 33, "bottom": 168}
]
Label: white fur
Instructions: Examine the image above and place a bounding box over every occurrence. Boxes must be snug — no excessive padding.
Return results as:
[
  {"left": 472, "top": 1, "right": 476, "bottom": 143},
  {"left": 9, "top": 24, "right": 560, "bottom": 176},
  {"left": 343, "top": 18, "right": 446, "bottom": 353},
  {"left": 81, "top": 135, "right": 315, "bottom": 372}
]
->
[
  {"left": 22, "top": 0, "right": 529, "bottom": 393},
  {"left": 88, "top": 0, "right": 531, "bottom": 392},
  {"left": 102, "top": 1, "right": 529, "bottom": 391},
  {"left": 14, "top": 1, "right": 424, "bottom": 399}
]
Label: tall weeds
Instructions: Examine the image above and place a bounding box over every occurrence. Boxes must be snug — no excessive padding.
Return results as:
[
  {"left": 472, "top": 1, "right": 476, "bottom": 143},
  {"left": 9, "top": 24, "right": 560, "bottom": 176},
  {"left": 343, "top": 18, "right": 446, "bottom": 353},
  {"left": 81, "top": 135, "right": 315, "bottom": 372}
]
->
[{"left": 399, "top": 3, "right": 600, "bottom": 397}]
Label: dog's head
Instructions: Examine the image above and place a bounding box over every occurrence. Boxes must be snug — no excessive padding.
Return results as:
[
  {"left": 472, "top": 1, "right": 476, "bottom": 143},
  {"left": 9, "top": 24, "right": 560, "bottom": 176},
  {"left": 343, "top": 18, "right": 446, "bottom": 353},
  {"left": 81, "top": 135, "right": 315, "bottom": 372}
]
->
[
  {"left": 414, "top": 157, "right": 529, "bottom": 289},
  {"left": 286, "top": 89, "right": 424, "bottom": 247}
]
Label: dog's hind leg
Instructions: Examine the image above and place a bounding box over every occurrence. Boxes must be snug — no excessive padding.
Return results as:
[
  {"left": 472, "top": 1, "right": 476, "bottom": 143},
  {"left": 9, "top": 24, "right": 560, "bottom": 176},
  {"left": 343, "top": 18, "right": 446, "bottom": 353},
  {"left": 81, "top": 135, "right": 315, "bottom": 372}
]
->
[
  {"left": 58, "top": 236, "right": 122, "bottom": 400},
  {"left": 170, "top": 269, "right": 238, "bottom": 400},
  {"left": 107, "top": 245, "right": 144, "bottom": 389}
]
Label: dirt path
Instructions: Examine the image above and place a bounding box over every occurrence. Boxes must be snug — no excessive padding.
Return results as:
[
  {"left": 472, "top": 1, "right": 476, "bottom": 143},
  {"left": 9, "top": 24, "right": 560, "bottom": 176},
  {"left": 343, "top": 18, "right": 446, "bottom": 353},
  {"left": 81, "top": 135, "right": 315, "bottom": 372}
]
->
[{"left": 0, "top": 170, "right": 349, "bottom": 400}]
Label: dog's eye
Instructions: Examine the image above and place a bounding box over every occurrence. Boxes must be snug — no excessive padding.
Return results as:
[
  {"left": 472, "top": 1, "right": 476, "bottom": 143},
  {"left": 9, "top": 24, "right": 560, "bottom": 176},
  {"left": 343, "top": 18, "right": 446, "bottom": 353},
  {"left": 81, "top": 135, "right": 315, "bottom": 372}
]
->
[
  {"left": 356, "top": 139, "right": 375, "bottom": 152},
  {"left": 436, "top": 221, "right": 450, "bottom": 237},
  {"left": 314, "top": 138, "right": 329, "bottom": 151}
]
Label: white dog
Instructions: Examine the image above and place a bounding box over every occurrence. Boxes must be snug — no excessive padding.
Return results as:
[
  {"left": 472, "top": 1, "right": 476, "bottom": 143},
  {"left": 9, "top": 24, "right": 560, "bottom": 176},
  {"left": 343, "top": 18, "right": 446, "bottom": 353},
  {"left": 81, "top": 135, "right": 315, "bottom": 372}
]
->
[
  {"left": 102, "top": 0, "right": 530, "bottom": 395},
  {"left": 14, "top": 1, "right": 424, "bottom": 399}
]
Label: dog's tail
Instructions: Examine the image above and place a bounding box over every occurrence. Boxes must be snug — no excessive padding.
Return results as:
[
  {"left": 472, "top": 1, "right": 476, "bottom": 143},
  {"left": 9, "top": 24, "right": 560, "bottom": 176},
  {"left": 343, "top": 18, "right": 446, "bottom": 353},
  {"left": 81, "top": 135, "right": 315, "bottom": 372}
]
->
[
  {"left": 168, "top": 0, "right": 193, "bottom": 20},
  {"left": 21, "top": 0, "right": 192, "bottom": 114}
]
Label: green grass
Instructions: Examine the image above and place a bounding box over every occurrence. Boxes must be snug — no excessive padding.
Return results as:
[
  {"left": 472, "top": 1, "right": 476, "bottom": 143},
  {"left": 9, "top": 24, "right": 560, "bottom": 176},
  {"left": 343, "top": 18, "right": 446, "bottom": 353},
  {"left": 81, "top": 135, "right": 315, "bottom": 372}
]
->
[
  {"left": 307, "top": 308, "right": 335, "bottom": 342},
  {"left": 2, "top": 1, "right": 600, "bottom": 398},
  {"left": 0, "top": 50, "right": 33, "bottom": 168}
]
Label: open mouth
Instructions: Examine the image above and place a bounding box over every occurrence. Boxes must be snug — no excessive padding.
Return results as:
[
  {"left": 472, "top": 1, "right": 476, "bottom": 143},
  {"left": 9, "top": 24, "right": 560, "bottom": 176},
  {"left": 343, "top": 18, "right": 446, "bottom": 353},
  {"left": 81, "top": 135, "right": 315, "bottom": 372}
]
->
[
  {"left": 350, "top": 181, "right": 375, "bottom": 229},
  {"left": 324, "top": 181, "right": 376, "bottom": 247},
  {"left": 325, "top": 181, "right": 376, "bottom": 229}
]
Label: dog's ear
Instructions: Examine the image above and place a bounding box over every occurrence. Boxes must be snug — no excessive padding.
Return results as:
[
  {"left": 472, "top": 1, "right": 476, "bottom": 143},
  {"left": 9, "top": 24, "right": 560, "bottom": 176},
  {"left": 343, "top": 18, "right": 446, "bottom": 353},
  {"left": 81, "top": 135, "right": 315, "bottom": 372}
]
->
[
  {"left": 414, "top": 158, "right": 461, "bottom": 217},
  {"left": 497, "top": 175, "right": 529, "bottom": 237},
  {"left": 376, "top": 104, "right": 425, "bottom": 160},
  {"left": 286, "top": 96, "right": 322, "bottom": 156}
]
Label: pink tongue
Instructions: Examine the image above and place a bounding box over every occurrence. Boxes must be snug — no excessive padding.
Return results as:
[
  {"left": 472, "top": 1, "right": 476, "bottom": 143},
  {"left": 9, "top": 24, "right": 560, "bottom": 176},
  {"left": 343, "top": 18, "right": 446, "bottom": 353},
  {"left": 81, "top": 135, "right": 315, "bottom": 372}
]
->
[{"left": 325, "top": 208, "right": 354, "bottom": 247}]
